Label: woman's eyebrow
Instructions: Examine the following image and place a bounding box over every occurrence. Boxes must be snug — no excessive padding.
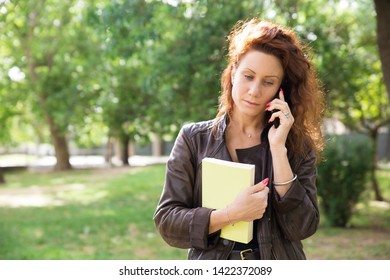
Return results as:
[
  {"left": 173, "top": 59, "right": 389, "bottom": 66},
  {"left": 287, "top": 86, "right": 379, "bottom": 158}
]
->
[
  {"left": 243, "top": 68, "right": 256, "bottom": 73},
  {"left": 243, "top": 68, "right": 282, "bottom": 80}
]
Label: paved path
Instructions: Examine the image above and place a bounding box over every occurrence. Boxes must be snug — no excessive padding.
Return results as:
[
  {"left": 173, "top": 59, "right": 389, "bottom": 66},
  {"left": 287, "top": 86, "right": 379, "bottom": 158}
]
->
[{"left": 0, "top": 155, "right": 169, "bottom": 170}]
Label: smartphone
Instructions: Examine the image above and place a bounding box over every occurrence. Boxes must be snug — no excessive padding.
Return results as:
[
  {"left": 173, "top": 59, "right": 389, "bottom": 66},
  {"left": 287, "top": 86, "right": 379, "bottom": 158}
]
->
[{"left": 266, "top": 88, "right": 282, "bottom": 128}]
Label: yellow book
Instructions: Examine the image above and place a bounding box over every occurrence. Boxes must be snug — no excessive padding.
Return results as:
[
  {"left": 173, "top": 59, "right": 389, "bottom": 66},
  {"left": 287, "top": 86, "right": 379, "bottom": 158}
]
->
[{"left": 202, "top": 157, "right": 255, "bottom": 244}]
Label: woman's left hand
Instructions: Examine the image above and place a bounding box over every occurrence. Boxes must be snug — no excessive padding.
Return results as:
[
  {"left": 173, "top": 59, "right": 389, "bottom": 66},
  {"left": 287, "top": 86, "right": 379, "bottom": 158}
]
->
[{"left": 266, "top": 89, "right": 294, "bottom": 148}]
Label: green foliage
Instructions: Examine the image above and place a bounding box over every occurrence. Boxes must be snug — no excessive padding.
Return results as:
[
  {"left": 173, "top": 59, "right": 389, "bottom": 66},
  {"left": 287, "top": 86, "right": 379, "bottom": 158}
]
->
[
  {"left": 1, "top": 0, "right": 388, "bottom": 163},
  {"left": 0, "top": 0, "right": 103, "bottom": 150},
  {"left": 317, "top": 134, "right": 374, "bottom": 227},
  {"left": 306, "top": 0, "right": 390, "bottom": 132},
  {"left": 91, "top": 0, "right": 269, "bottom": 140},
  {"left": 0, "top": 1, "right": 112, "bottom": 169}
]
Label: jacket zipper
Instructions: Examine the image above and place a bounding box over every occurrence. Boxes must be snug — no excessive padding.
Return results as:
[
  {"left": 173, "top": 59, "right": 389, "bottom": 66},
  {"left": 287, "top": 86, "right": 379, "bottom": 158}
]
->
[
  {"left": 197, "top": 140, "right": 225, "bottom": 170},
  {"left": 209, "top": 140, "right": 224, "bottom": 158}
]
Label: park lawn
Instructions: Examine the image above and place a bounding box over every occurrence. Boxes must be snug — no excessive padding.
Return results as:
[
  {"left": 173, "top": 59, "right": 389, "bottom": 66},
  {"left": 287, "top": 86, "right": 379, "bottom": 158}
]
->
[
  {"left": 0, "top": 166, "right": 184, "bottom": 260},
  {"left": 0, "top": 165, "right": 389, "bottom": 260}
]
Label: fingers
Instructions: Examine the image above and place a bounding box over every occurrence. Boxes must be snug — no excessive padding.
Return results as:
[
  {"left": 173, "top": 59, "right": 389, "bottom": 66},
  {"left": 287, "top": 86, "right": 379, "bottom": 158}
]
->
[
  {"left": 253, "top": 185, "right": 269, "bottom": 197},
  {"left": 279, "top": 88, "right": 285, "bottom": 101},
  {"left": 232, "top": 178, "right": 270, "bottom": 222},
  {"left": 250, "top": 187, "right": 269, "bottom": 219},
  {"left": 268, "top": 110, "right": 293, "bottom": 124},
  {"left": 266, "top": 100, "right": 289, "bottom": 115},
  {"left": 267, "top": 111, "right": 279, "bottom": 124},
  {"left": 248, "top": 178, "right": 269, "bottom": 193},
  {"left": 266, "top": 93, "right": 294, "bottom": 125}
]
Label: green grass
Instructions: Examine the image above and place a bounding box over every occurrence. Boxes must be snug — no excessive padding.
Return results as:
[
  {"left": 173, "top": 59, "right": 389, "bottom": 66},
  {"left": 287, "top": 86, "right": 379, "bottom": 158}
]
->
[
  {"left": 0, "top": 165, "right": 389, "bottom": 260},
  {"left": 0, "top": 166, "right": 186, "bottom": 260}
]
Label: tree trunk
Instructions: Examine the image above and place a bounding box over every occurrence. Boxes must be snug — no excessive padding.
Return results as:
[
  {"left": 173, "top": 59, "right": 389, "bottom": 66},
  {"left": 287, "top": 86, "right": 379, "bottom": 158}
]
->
[
  {"left": 374, "top": 0, "right": 390, "bottom": 101},
  {"left": 52, "top": 134, "right": 72, "bottom": 171},
  {"left": 0, "top": 168, "right": 5, "bottom": 184},
  {"left": 370, "top": 129, "right": 384, "bottom": 201},
  {"left": 47, "top": 113, "right": 72, "bottom": 171},
  {"left": 105, "top": 136, "right": 113, "bottom": 166},
  {"left": 120, "top": 134, "right": 130, "bottom": 166},
  {"left": 385, "top": 124, "right": 390, "bottom": 161},
  {"left": 152, "top": 134, "right": 162, "bottom": 156}
]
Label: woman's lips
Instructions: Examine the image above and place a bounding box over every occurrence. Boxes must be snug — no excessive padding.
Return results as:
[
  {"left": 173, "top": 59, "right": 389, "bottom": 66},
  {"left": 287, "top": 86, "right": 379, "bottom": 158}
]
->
[{"left": 244, "top": 100, "right": 260, "bottom": 106}]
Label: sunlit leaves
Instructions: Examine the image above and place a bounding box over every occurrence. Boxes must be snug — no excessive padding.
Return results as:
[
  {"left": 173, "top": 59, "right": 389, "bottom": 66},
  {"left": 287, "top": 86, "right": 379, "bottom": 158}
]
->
[{"left": 0, "top": 0, "right": 388, "bottom": 155}]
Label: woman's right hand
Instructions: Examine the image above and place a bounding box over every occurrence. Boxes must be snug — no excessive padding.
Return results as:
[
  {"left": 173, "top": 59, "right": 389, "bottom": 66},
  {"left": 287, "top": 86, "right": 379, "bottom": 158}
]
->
[
  {"left": 208, "top": 178, "right": 269, "bottom": 234},
  {"left": 228, "top": 178, "right": 269, "bottom": 223}
]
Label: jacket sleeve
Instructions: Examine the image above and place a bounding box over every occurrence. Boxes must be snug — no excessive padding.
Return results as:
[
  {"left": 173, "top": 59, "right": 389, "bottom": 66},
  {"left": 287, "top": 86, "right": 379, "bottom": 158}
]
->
[
  {"left": 272, "top": 148, "right": 320, "bottom": 241},
  {"left": 153, "top": 125, "right": 216, "bottom": 250}
]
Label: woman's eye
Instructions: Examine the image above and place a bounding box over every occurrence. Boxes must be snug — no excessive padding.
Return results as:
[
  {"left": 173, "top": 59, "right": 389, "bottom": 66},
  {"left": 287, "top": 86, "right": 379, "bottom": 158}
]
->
[
  {"left": 244, "top": 74, "right": 253, "bottom": 80},
  {"left": 264, "top": 81, "right": 274, "bottom": 86}
]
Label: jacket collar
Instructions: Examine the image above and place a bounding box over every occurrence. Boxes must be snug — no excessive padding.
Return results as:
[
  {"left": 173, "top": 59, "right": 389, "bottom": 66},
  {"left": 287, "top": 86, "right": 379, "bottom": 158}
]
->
[{"left": 213, "top": 113, "right": 229, "bottom": 141}]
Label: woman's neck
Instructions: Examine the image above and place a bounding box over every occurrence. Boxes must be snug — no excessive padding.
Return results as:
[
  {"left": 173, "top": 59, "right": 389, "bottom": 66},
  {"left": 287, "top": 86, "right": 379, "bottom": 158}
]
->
[{"left": 229, "top": 110, "right": 264, "bottom": 138}]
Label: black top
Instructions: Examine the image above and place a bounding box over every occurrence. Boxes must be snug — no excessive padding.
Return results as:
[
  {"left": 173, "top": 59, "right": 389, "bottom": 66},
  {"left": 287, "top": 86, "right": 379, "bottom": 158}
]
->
[{"left": 233, "top": 142, "right": 272, "bottom": 251}]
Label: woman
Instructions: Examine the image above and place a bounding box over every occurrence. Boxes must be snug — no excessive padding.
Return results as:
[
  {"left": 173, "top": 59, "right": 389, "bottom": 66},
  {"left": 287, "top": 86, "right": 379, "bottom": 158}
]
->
[{"left": 154, "top": 19, "right": 325, "bottom": 260}]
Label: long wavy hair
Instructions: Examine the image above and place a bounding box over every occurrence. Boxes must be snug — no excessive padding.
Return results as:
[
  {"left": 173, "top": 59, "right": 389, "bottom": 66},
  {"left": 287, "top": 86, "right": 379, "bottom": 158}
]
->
[{"left": 215, "top": 19, "right": 325, "bottom": 161}]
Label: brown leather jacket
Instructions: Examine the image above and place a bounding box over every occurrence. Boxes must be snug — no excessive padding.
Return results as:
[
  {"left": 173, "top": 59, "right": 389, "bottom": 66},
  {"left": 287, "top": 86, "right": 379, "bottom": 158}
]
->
[{"left": 153, "top": 115, "right": 319, "bottom": 259}]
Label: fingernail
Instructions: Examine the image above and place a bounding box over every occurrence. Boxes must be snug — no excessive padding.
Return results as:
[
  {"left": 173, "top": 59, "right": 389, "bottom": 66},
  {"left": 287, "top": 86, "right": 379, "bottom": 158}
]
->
[
  {"left": 261, "top": 178, "right": 269, "bottom": 185},
  {"left": 280, "top": 88, "right": 284, "bottom": 95},
  {"left": 266, "top": 102, "right": 272, "bottom": 106}
]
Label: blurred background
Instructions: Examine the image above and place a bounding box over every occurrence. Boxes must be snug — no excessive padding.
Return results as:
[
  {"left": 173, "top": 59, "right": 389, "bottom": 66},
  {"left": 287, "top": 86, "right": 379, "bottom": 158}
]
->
[{"left": 0, "top": 0, "right": 389, "bottom": 259}]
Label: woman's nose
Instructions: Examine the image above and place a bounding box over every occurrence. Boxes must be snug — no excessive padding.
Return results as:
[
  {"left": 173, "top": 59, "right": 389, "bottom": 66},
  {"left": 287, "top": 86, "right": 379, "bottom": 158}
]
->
[{"left": 248, "top": 83, "right": 261, "bottom": 96}]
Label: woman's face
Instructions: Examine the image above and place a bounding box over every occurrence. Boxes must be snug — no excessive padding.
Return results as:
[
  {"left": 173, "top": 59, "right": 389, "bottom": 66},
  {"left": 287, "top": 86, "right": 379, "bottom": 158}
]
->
[{"left": 231, "top": 50, "right": 284, "bottom": 118}]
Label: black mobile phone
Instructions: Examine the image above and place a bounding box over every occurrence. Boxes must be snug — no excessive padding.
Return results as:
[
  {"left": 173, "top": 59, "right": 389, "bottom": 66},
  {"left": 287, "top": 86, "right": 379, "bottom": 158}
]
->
[
  {"left": 266, "top": 88, "right": 282, "bottom": 128},
  {"left": 272, "top": 108, "right": 280, "bottom": 128}
]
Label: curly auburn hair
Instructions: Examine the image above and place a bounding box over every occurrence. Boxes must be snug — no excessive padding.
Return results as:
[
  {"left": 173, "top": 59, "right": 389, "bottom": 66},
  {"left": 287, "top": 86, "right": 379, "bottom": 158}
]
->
[{"left": 215, "top": 19, "right": 326, "bottom": 162}]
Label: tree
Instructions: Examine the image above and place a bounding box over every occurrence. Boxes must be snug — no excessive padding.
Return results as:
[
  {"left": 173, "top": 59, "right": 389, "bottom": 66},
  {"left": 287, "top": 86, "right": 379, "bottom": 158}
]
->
[
  {"left": 89, "top": 0, "right": 269, "bottom": 164},
  {"left": 0, "top": 0, "right": 101, "bottom": 170},
  {"left": 88, "top": 0, "right": 159, "bottom": 165},
  {"left": 374, "top": 0, "right": 390, "bottom": 102},
  {"left": 295, "top": 0, "right": 389, "bottom": 200}
]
